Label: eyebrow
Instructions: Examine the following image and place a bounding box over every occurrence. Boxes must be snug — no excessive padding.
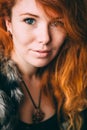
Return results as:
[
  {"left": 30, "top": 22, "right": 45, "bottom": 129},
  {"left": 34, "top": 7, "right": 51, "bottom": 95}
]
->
[
  {"left": 53, "top": 17, "right": 63, "bottom": 20},
  {"left": 20, "top": 12, "right": 39, "bottom": 18}
]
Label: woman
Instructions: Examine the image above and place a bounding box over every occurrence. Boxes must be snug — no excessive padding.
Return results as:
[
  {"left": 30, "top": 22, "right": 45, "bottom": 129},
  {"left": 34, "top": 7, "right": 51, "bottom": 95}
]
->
[{"left": 0, "top": 0, "right": 87, "bottom": 130}]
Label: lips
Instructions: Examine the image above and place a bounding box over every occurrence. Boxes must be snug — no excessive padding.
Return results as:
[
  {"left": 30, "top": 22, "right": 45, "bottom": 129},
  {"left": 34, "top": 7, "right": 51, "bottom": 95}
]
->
[{"left": 31, "top": 49, "right": 51, "bottom": 58}]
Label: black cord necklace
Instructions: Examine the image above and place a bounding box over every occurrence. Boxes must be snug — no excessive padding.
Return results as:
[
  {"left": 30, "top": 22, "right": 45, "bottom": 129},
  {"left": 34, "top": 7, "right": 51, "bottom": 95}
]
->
[{"left": 22, "top": 80, "right": 45, "bottom": 124}]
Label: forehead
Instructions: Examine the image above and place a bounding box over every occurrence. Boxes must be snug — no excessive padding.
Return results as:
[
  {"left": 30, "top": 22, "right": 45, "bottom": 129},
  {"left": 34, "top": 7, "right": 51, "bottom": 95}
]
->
[{"left": 12, "top": 0, "right": 62, "bottom": 18}]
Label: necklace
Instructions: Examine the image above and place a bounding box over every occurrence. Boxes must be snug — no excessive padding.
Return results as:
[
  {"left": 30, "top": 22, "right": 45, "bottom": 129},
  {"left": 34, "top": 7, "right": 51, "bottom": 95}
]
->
[{"left": 22, "top": 80, "right": 45, "bottom": 124}]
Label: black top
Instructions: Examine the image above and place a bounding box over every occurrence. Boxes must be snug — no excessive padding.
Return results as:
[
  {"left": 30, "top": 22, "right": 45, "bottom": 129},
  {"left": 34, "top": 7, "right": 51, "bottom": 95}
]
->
[
  {"left": 81, "top": 109, "right": 87, "bottom": 130},
  {"left": 16, "top": 114, "right": 59, "bottom": 130}
]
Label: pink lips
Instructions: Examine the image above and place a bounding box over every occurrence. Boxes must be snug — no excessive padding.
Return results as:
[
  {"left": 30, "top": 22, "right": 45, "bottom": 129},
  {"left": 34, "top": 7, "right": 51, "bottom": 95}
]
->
[{"left": 32, "top": 50, "right": 51, "bottom": 58}]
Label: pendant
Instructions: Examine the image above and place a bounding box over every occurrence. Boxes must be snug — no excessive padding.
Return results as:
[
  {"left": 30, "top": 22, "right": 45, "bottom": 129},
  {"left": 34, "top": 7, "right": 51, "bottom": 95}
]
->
[{"left": 32, "top": 108, "right": 45, "bottom": 124}]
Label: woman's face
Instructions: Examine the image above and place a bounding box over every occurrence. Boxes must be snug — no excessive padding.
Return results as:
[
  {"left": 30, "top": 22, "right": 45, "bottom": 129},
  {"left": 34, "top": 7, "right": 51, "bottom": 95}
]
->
[{"left": 6, "top": 0, "right": 67, "bottom": 67}]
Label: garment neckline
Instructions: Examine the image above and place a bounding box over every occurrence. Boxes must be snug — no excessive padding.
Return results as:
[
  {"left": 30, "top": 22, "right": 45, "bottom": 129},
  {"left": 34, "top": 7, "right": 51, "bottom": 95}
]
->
[{"left": 19, "top": 113, "right": 57, "bottom": 126}]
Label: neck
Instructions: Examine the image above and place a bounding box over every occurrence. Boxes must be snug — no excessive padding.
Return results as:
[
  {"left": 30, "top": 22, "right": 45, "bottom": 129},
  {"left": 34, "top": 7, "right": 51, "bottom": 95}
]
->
[{"left": 23, "top": 74, "right": 41, "bottom": 90}]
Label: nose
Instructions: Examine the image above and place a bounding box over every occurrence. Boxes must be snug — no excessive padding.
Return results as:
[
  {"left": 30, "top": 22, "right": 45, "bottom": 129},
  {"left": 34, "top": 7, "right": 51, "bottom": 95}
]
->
[{"left": 37, "top": 24, "right": 51, "bottom": 45}]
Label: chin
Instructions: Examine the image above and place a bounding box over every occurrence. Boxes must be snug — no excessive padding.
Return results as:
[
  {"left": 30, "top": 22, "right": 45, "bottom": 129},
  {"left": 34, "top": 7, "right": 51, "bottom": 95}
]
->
[{"left": 35, "top": 62, "right": 50, "bottom": 67}]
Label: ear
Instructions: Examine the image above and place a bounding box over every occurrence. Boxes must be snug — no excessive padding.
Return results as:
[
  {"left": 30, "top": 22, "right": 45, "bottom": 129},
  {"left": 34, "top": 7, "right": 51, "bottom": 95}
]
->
[{"left": 5, "top": 17, "right": 12, "bottom": 34}]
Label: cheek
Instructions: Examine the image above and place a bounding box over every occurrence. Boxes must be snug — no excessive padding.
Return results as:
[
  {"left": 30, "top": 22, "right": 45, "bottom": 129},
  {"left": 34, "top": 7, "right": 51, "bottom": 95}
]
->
[
  {"left": 13, "top": 29, "right": 35, "bottom": 46},
  {"left": 11, "top": 22, "right": 35, "bottom": 45},
  {"left": 52, "top": 28, "right": 66, "bottom": 43},
  {"left": 54, "top": 33, "right": 66, "bottom": 47}
]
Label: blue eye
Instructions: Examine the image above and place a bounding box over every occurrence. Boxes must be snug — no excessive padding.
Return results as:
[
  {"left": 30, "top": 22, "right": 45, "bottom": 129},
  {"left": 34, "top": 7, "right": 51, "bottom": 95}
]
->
[{"left": 24, "top": 18, "right": 36, "bottom": 25}]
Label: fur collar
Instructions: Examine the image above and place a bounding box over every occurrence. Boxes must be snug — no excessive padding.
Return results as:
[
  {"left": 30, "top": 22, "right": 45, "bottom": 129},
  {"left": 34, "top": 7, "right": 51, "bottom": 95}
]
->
[{"left": 0, "top": 52, "right": 23, "bottom": 130}]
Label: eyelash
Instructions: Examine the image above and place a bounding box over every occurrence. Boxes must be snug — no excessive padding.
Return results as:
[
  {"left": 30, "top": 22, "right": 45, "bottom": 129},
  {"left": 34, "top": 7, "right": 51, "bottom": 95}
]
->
[{"left": 23, "top": 18, "right": 36, "bottom": 25}]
